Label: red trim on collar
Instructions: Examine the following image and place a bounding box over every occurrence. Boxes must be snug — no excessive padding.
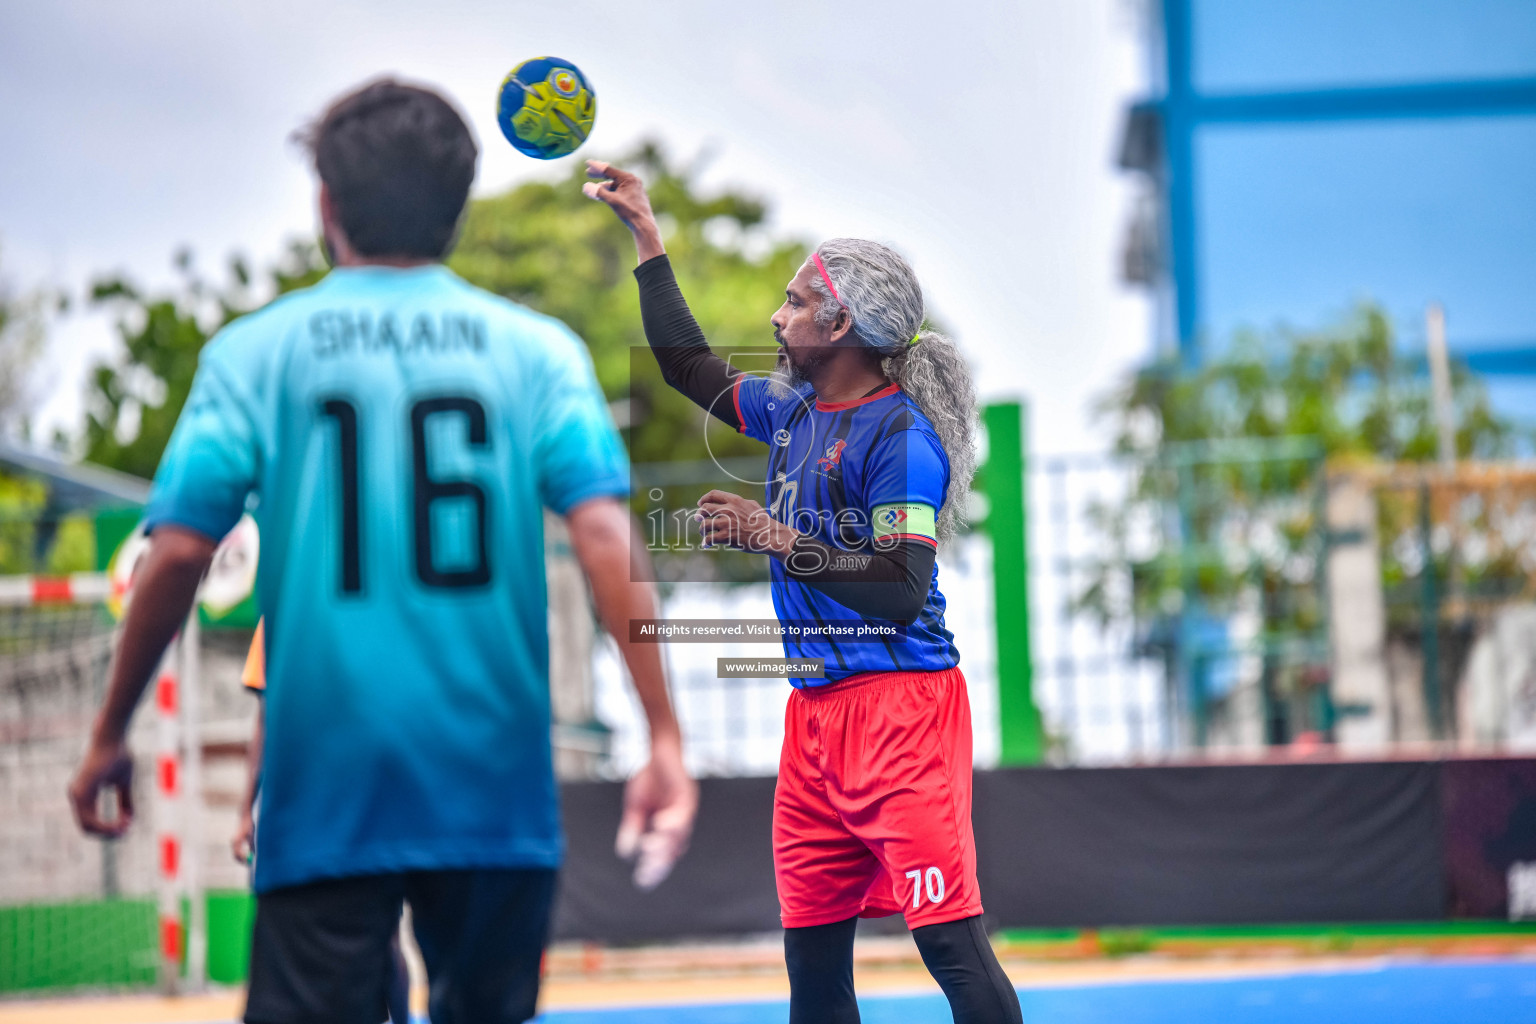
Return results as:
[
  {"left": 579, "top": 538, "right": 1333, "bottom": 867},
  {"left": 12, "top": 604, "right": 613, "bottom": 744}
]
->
[{"left": 815, "top": 382, "right": 900, "bottom": 412}]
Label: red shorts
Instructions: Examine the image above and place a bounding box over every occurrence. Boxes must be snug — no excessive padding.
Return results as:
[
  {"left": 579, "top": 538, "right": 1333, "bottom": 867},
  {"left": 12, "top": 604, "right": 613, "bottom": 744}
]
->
[{"left": 773, "top": 665, "right": 983, "bottom": 929}]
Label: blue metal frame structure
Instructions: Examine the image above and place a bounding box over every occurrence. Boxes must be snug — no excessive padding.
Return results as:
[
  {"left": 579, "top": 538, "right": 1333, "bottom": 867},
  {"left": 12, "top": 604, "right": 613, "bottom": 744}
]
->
[
  {"left": 1140, "top": 0, "right": 1536, "bottom": 368},
  {"left": 1120, "top": 2, "right": 1536, "bottom": 750}
]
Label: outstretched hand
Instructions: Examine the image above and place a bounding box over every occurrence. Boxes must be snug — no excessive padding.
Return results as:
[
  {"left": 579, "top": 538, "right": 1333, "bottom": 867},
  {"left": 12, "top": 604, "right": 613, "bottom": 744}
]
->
[
  {"left": 616, "top": 740, "right": 698, "bottom": 890},
  {"left": 68, "top": 737, "right": 135, "bottom": 839},
  {"left": 232, "top": 807, "right": 255, "bottom": 866},
  {"left": 583, "top": 161, "right": 666, "bottom": 263}
]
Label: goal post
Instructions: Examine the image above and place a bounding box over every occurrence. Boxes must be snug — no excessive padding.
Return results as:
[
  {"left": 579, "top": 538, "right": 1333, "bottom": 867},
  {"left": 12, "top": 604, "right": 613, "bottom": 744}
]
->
[{"left": 0, "top": 572, "right": 205, "bottom": 995}]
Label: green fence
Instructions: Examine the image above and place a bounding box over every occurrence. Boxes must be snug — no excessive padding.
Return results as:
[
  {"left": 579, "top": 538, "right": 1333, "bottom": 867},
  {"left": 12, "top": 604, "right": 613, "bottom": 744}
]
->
[{"left": 0, "top": 892, "right": 255, "bottom": 994}]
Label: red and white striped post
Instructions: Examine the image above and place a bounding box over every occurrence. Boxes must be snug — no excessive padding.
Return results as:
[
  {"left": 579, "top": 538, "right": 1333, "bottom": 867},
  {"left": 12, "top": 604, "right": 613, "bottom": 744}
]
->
[
  {"left": 180, "top": 609, "right": 206, "bottom": 990},
  {"left": 0, "top": 573, "right": 203, "bottom": 994},
  {"left": 153, "top": 607, "right": 207, "bottom": 993},
  {"left": 154, "top": 635, "right": 184, "bottom": 993},
  {"left": 0, "top": 572, "right": 115, "bottom": 607}
]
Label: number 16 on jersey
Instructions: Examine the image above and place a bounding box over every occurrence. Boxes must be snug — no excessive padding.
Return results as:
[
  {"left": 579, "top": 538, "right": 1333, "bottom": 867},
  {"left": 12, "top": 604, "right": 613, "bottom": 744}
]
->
[{"left": 319, "top": 394, "right": 494, "bottom": 594}]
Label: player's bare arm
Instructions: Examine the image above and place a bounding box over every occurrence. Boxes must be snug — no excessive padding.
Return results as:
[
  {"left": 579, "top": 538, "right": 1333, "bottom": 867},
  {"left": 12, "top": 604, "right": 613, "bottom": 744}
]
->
[
  {"left": 565, "top": 495, "right": 698, "bottom": 889},
  {"left": 68, "top": 524, "right": 215, "bottom": 837},
  {"left": 584, "top": 160, "right": 665, "bottom": 262}
]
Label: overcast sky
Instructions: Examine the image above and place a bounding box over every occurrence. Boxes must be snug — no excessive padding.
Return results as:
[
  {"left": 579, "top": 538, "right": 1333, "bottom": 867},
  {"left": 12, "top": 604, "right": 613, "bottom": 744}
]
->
[{"left": 0, "top": 0, "right": 1153, "bottom": 457}]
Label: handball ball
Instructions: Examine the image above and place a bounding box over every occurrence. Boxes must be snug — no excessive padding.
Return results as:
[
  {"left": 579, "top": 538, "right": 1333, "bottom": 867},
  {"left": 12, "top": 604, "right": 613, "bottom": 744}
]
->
[{"left": 497, "top": 57, "right": 596, "bottom": 159}]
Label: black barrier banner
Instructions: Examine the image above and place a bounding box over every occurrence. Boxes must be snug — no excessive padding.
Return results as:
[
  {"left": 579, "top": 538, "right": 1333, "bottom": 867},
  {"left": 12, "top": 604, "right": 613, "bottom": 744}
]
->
[
  {"left": 1442, "top": 758, "right": 1536, "bottom": 919},
  {"left": 972, "top": 762, "right": 1444, "bottom": 927},
  {"left": 551, "top": 760, "right": 1482, "bottom": 942},
  {"left": 553, "top": 776, "right": 780, "bottom": 942}
]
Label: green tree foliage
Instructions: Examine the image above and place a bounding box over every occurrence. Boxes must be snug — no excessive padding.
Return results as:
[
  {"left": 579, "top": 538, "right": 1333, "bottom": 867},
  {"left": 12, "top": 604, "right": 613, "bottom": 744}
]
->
[
  {"left": 0, "top": 472, "right": 94, "bottom": 575},
  {"left": 81, "top": 144, "right": 807, "bottom": 479},
  {"left": 1102, "top": 306, "right": 1512, "bottom": 463},
  {"left": 0, "top": 244, "right": 94, "bottom": 574},
  {"left": 1081, "top": 305, "right": 1517, "bottom": 633},
  {"left": 84, "top": 242, "right": 326, "bottom": 479},
  {"left": 0, "top": 242, "right": 51, "bottom": 439},
  {"left": 0, "top": 473, "right": 47, "bottom": 573},
  {"left": 451, "top": 143, "right": 807, "bottom": 465},
  {"left": 1076, "top": 307, "right": 1523, "bottom": 742}
]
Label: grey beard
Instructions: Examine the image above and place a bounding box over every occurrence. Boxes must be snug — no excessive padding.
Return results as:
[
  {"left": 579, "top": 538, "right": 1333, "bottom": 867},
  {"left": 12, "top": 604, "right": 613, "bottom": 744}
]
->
[
  {"left": 776, "top": 345, "right": 830, "bottom": 391},
  {"left": 765, "top": 350, "right": 799, "bottom": 400},
  {"left": 780, "top": 349, "right": 813, "bottom": 389}
]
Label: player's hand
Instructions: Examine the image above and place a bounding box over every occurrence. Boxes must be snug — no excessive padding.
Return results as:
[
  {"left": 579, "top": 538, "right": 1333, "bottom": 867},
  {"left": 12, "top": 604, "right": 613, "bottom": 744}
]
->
[
  {"left": 583, "top": 161, "right": 665, "bottom": 261},
  {"left": 616, "top": 740, "right": 697, "bottom": 890},
  {"left": 68, "top": 737, "right": 135, "bottom": 838},
  {"left": 696, "top": 490, "right": 795, "bottom": 557},
  {"left": 232, "top": 809, "right": 255, "bottom": 865}
]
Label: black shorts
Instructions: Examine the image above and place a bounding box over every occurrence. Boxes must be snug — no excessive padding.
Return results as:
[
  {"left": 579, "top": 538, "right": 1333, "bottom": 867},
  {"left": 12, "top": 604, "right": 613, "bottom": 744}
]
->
[{"left": 244, "top": 867, "right": 558, "bottom": 1024}]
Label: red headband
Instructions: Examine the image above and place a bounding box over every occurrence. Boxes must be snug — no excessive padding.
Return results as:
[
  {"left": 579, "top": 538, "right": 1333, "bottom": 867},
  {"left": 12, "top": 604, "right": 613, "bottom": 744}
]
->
[{"left": 811, "top": 253, "right": 842, "bottom": 305}]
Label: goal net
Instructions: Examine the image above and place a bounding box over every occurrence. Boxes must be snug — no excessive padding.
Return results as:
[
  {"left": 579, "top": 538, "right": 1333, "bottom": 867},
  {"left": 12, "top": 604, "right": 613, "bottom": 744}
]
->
[{"left": 0, "top": 574, "right": 201, "bottom": 994}]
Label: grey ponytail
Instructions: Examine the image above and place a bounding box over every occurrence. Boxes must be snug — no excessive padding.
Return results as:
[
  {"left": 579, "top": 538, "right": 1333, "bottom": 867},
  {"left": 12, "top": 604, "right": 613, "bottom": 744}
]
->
[{"left": 807, "top": 239, "right": 978, "bottom": 542}]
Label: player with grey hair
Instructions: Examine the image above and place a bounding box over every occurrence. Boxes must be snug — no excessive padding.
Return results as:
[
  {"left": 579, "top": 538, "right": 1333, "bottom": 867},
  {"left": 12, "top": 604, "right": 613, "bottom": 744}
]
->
[
  {"left": 587, "top": 161, "right": 1022, "bottom": 1024},
  {"left": 801, "top": 237, "right": 978, "bottom": 543}
]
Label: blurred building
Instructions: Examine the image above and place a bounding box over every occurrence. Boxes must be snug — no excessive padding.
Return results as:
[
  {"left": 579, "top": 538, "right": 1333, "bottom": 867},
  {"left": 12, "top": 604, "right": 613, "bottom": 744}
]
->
[
  {"left": 1050, "top": 2, "right": 1536, "bottom": 758},
  {"left": 1121, "top": 0, "right": 1536, "bottom": 410}
]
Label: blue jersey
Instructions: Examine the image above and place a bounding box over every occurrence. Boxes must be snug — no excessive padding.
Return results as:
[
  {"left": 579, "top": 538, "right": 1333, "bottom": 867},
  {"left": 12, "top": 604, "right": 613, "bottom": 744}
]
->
[
  {"left": 145, "top": 265, "right": 629, "bottom": 892},
  {"left": 733, "top": 376, "right": 959, "bottom": 687}
]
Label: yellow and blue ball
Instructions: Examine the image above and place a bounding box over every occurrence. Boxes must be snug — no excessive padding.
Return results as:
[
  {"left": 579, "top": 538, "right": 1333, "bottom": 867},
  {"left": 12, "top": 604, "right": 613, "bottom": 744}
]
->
[{"left": 496, "top": 57, "right": 596, "bottom": 160}]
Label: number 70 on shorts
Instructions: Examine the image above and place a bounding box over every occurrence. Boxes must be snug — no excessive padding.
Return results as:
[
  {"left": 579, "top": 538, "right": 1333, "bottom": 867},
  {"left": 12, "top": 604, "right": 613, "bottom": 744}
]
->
[{"left": 905, "top": 866, "right": 946, "bottom": 909}]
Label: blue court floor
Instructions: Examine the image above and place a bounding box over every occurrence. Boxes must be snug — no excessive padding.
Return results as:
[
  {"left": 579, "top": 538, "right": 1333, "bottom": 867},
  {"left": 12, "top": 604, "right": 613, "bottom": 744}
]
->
[{"left": 538, "top": 961, "right": 1536, "bottom": 1024}]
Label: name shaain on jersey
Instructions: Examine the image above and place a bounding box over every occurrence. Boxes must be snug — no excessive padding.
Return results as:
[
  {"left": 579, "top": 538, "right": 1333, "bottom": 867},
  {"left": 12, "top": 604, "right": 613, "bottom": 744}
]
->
[{"left": 310, "top": 309, "right": 488, "bottom": 358}]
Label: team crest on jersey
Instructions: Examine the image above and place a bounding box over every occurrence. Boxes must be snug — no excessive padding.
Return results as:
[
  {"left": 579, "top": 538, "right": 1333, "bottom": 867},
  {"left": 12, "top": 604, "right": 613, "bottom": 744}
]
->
[
  {"left": 817, "top": 439, "right": 848, "bottom": 470},
  {"left": 774, "top": 429, "right": 792, "bottom": 446}
]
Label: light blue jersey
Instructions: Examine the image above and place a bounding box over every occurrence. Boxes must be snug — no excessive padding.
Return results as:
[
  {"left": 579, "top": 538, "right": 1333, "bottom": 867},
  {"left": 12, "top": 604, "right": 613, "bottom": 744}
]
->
[{"left": 145, "top": 265, "right": 629, "bottom": 893}]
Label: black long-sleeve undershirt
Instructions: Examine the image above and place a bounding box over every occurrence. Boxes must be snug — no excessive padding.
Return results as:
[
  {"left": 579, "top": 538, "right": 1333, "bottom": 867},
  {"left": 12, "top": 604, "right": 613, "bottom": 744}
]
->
[
  {"left": 634, "top": 253, "right": 745, "bottom": 429},
  {"left": 634, "top": 254, "right": 936, "bottom": 624},
  {"left": 783, "top": 534, "right": 936, "bottom": 625}
]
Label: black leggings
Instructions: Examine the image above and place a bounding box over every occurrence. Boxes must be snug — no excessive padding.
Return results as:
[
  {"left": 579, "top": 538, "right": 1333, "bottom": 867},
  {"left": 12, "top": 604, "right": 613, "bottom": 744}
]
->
[{"left": 784, "top": 915, "right": 1023, "bottom": 1024}]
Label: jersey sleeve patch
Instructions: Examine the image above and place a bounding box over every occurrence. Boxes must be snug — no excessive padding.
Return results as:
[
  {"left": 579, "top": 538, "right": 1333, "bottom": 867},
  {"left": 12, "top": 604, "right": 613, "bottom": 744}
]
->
[{"left": 872, "top": 503, "right": 937, "bottom": 546}]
